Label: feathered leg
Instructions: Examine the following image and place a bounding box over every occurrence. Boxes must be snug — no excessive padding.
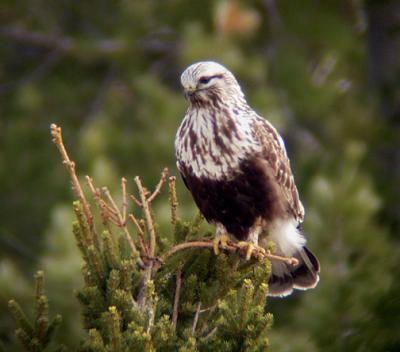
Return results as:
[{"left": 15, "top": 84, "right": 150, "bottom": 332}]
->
[
  {"left": 213, "top": 223, "right": 230, "bottom": 255},
  {"left": 237, "top": 218, "right": 265, "bottom": 260}
]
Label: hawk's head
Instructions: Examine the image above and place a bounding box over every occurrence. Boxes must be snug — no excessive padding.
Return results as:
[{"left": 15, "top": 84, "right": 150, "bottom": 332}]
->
[{"left": 181, "top": 61, "right": 245, "bottom": 107}]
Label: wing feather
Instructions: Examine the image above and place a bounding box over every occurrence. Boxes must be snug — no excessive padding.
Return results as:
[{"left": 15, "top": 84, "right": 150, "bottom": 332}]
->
[{"left": 253, "top": 118, "right": 305, "bottom": 222}]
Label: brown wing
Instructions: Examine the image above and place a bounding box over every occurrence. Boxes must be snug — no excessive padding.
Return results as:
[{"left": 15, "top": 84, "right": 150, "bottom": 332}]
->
[{"left": 252, "top": 118, "right": 305, "bottom": 222}]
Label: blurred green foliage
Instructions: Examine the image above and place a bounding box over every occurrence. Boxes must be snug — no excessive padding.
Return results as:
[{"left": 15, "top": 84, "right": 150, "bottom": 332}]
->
[{"left": 1, "top": 0, "right": 399, "bottom": 351}]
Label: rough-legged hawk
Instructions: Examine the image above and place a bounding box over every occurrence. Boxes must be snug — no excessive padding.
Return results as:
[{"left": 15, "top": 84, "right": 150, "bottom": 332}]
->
[{"left": 175, "top": 61, "right": 319, "bottom": 296}]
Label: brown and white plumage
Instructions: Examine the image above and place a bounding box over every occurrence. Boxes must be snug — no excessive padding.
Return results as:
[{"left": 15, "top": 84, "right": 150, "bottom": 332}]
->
[{"left": 175, "top": 61, "right": 319, "bottom": 296}]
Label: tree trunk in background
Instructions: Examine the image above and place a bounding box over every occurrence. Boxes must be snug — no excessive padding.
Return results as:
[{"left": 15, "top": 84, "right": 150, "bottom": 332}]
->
[{"left": 366, "top": 0, "right": 400, "bottom": 234}]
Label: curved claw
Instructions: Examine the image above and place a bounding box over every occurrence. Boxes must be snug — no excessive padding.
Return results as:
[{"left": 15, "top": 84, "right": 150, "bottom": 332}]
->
[
  {"left": 213, "top": 234, "right": 230, "bottom": 255},
  {"left": 237, "top": 241, "right": 265, "bottom": 260}
]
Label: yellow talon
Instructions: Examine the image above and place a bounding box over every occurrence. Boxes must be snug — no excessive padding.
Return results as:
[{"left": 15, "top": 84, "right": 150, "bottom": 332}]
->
[
  {"left": 213, "top": 233, "right": 230, "bottom": 255},
  {"left": 237, "top": 242, "right": 265, "bottom": 260}
]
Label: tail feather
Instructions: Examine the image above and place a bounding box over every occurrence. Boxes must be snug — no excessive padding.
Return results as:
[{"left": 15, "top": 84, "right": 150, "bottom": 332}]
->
[{"left": 268, "top": 246, "right": 319, "bottom": 297}]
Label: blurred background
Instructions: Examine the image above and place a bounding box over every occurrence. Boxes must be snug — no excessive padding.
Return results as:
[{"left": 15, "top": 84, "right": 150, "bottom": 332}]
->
[{"left": 1, "top": 0, "right": 399, "bottom": 351}]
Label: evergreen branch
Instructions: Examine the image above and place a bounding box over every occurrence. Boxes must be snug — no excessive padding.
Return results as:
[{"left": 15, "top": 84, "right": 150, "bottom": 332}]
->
[
  {"left": 73, "top": 221, "right": 90, "bottom": 263},
  {"left": 107, "top": 270, "right": 120, "bottom": 296},
  {"left": 102, "top": 230, "right": 120, "bottom": 269},
  {"left": 8, "top": 272, "right": 63, "bottom": 351},
  {"left": 8, "top": 300, "right": 34, "bottom": 338},
  {"left": 239, "top": 280, "right": 254, "bottom": 330},
  {"left": 35, "top": 296, "right": 49, "bottom": 341},
  {"left": 34, "top": 271, "right": 44, "bottom": 303},
  {"left": 73, "top": 201, "right": 100, "bottom": 254},
  {"left": 107, "top": 307, "right": 121, "bottom": 352},
  {"left": 120, "top": 260, "right": 134, "bottom": 292},
  {"left": 48, "top": 124, "right": 275, "bottom": 350},
  {"left": 168, "top": 176, "right": 178, "bottom": 229},
  {"left": 43, "top": 315, "right": 62, "bottom": 347},
  {"left": 14, "top": 329, "right": 34, "bottom": 351},
  {"left": 87, "top": 245, "right": 105, "bottom": 284},
  {"left": 87, "top": 329, "right": 106, "bottom": 350},
  {"left": 34, "top": 271, "right": 49, "bottom": 342},
  {"left": 74, "top": 201, "right": 105, "bottom": 281}
]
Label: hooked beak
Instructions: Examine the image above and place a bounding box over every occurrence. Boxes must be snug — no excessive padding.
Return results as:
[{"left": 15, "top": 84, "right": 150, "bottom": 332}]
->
[{"left": 184, "top": 87, "right": 197, "bottom": 100}]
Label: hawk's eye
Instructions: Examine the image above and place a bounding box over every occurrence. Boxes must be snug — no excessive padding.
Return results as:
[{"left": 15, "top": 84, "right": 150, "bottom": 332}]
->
[{"left": 199, "top": 76, "right": 211, "bottom": 84}]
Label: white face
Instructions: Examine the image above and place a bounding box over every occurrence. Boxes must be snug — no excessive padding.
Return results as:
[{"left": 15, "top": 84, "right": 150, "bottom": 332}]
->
[{"left": 180, "top": 61, "right": 236, "bottom": 97}]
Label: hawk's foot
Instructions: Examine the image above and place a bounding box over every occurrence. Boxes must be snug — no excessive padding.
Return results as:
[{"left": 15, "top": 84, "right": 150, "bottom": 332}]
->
[
  {"left": 237, "top": 241, "right": 266, "bottom": 260},
  {"left": 213, "top": 233, "right": 230, "bottom": 255}
]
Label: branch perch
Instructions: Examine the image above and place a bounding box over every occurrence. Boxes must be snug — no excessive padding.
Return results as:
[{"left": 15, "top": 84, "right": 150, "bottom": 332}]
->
[{"left": 159, "top": 240, "right": 298, "bottom": 267}]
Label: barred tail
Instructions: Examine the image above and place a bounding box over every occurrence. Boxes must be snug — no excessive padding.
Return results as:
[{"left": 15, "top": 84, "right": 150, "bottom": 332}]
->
[{"left": 268, "top": 246, "right": 320, "bottom": 297}]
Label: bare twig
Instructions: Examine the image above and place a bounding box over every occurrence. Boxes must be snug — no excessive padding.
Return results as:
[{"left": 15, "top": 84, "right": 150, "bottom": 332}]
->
[
  {"left": 86, "top": 176, "right": 118, "bottom": 217},
  {"left": 172, "top": 269, "right": 182, "bottom": 330},
  {"left": 191, "top": 302, "right": 201, "bottom": 336},
  {"left": 168, "top": 176, "right": 178, "bottom": 228},
  {"left": 107, "top": 216, "right": 123, "bottom": 226},
  {"left": 121, "top": 177, "right": 128, "bottom": 224},
  {"left": 130, "top": 194, "right": 142, "bottom": 207},
  {"left": 203, "top": 327, "right": 218, "bottom": 341},
  {"left": 129, "top": 214, "right": 148, "bottom": 257},
  {"left": 50, "top": 124, "right": 94, "bottom": 232},
  {"left": 134, "top": 176, "right": 159, "bottom": 309},
  {"left": 85, "top": 175, "right": 143, "bottom": 267},
  {"left": 134, "top": 177, "right": 156, "bottom": 258},
  {"left": 101, "top": 186, "right": 141, "bottom": 262},
  {"left": 199, "top": 304, "right": 217, "bottom": 314},
  {"left": 86, "top": 176, "right": 116, "bottom": 237},
  {"left": 147, "top": 168, "right": 168, "bottom": 203},
  {"left": 102, "top": 187, "right": 121, "bottom": 215},
  {"left": 86, "top": 177, "right": 118, "bottom": 216},
  {"left": 129, "top": 214, "right": 144, "bottom": 237}
]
